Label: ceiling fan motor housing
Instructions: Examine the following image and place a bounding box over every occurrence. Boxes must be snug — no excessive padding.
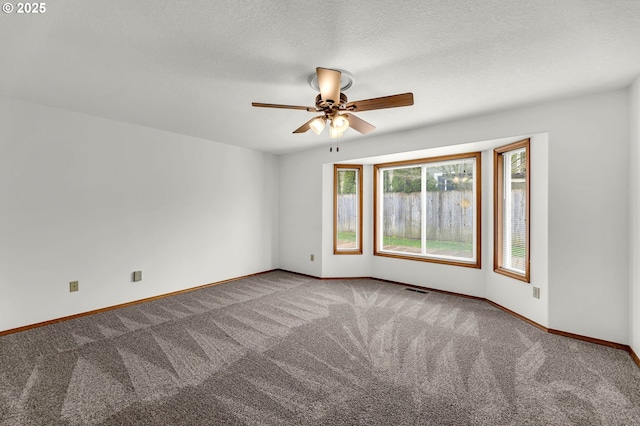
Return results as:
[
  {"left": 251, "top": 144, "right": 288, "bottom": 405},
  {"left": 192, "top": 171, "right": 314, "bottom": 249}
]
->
[{"left": 316, "top": 93, "right": 348, "bottom": 111}]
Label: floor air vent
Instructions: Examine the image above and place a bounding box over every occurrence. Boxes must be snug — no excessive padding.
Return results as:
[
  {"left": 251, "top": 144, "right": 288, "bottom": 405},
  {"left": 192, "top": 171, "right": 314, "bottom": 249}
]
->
[{"left": 405, "top": 288, "right": 429, "bottom": 294}]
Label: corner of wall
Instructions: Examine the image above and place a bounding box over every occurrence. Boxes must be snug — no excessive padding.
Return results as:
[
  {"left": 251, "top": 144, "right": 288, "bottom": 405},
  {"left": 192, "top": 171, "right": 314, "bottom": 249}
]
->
[{"left": 630, "top": 76, "right": 640, "bottom": 356}]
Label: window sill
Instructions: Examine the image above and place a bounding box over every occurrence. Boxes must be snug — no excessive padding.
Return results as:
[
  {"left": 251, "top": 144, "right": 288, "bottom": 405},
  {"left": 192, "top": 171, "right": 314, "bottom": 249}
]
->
[{"left": 374, "top": 251, "right": 481, "bottom": 269}]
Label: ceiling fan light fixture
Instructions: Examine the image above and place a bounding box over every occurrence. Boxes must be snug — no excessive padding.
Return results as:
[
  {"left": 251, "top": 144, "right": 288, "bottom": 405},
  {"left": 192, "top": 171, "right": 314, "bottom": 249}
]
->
[
  {"left": 309, "top": 117, "right": 326, "bottom": 135},
  {"left": 331, "top": 114, "right": 349, "bottom": 133}
]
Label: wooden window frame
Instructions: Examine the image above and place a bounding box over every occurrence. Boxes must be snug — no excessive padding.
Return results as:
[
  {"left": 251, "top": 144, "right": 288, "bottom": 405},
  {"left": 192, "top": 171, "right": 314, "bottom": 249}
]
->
[
  {"left": 334, "top": 164, "right": 363, "bottom": 255},
  {"left": 373, "top": 152, "right": 481, "bottom": 268},
  {"left": 494, "top": 139, "right": 531, "bottom": 282}
]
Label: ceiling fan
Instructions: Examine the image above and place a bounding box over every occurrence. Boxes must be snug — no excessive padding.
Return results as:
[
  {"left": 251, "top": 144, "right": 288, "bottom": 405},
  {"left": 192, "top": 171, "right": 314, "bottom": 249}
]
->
[{"left": 252, "top": 67, "right": 414, "bottom": 139}]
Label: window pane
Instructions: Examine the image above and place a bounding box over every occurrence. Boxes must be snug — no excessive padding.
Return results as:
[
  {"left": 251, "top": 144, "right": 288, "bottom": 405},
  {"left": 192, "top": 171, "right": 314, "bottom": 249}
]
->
[
  {"left": 502, "top": 149, "right": 527, "bottom": 272},
  {"left": 375, "top": 153, "right": 480, "bottom": 267},
  {"left": 494, "top": 138, "right": 530, "bottom": 282},
  {"left": 336, "top": 167, "right": 361, "bottom": 252},
  {"left": 425, "top": 159, "right": 475, "bottom": 260},
  {"left": 382, "top": 167, "right": 422, "bottom": 253}
]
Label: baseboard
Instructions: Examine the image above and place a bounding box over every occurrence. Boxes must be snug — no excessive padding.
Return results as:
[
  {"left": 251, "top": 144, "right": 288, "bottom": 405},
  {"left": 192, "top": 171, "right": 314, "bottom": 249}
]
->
[
  {"left": 373, "top": 277, "right": 487, "bottom": 301},
  {"left": 0, "top": 269, "right": 277, "bottom": 337},
  {"left": 631, "top": 347, "right": 640, "bottom": 368},
  {"left": 547, "top": 328, "right": 630, "bottom": 351},
  {"left": 277, "top": 269, "right": 373, "bottom": 281},
  {"left": 277, "top": 269, "right": 321, "bottom": 280},
  {"left": 485, "top": 299, "right": 549, "bottom": 333}
]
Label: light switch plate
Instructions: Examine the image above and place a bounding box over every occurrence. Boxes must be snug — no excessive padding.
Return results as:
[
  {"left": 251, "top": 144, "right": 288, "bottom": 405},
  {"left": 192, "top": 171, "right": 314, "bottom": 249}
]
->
[
  {"left": 133, "top": 271, "right": 142, "bottom": 282},
  {"left": 69, "top": 281, "right": 79, "bottom": 292}
]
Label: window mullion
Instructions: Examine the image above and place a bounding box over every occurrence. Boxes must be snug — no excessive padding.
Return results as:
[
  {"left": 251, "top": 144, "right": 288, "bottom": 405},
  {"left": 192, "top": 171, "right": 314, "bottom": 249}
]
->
[{"left": 421, "top": 165, "right": 427, "bottom": 255}]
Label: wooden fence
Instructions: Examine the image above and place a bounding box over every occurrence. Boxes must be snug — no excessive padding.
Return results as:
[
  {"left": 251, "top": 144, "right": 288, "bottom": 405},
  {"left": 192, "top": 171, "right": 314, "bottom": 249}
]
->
[
  {"left": 383, "top": 191, "right": 474, "bottom": 242},
  {"left": 336, "top": 194, "right": 358, "bottom": 234},
  {"left": 337, "top": 189, "right": 525, "bottom": 243}
]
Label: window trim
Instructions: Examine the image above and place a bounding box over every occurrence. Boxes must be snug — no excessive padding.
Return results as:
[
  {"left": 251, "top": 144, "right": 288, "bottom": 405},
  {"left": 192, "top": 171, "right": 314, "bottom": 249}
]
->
[
  {"left": 373, "top": 152, "right": 482, "bottom": 268},
  {"left": 493, "top": 138, "right": 531, "bottom": 282},
  {"left": 334, "top": 164, "right": 363, "bottom": 255}
]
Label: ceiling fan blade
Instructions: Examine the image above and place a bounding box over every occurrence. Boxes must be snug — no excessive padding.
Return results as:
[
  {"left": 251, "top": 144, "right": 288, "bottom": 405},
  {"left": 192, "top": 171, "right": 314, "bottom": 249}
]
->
[
  {"left": 316, "top": 67, "right": 341, "bottom": 105},
  {"left": 252, "top": 102, "right": 318, "bottom": 112},
  {"left": 346, "top": 92, "right": 414, "bottom": 112},
  {"left": 344, "top": 113, "right": 376, "bottom": 134},
  {"left": 293, "top": 116, "right": 324, "bottom": 133}
]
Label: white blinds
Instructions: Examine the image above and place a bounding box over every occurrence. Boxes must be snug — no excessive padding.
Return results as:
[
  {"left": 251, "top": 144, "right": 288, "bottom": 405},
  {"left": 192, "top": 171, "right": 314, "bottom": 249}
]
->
[{"left": 502, "top": 148, "right": 527, "bottom": 273}]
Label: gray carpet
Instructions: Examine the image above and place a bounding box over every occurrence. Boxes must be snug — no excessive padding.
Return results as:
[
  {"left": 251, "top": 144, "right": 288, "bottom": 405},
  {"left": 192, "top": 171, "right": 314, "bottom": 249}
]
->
[{"left": 1, "top": 270, "right": 639, "bottom": 425}]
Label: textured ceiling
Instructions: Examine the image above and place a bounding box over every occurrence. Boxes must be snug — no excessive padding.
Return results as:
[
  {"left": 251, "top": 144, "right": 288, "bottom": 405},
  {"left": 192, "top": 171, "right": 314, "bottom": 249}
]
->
[{"left": 1, "top": 0, "right": 639, "bottom": 154}]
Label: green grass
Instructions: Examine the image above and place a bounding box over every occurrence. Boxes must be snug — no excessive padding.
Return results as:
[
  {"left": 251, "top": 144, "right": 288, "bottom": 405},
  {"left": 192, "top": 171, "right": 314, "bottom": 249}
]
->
[
  {"left": 383, "top": 236, "right": 472, "bottom": 252},
  {"left": 337, "top": 231, "right": 358, "bottom": 243},
  {"left": 382, "top": 235, "right": 421, "bottom": 248},
  {"left": 340, "top": 231, "right": 524, "bottom": 257},
  {"left": 339, "top": 232, "right": 472, "bottom": 252},
  {"left": 511, "top": 246, "right": 526, "bottom": 257}
]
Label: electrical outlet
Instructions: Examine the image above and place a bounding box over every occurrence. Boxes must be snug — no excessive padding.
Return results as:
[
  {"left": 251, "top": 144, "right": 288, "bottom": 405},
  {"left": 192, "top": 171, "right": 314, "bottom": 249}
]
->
[
  {"left": 533, "top": 286, "right": 540, "bottom": 299},
  {"left": 69, "top": 281, "right": 79, "bottom": 292},
  {"left": 132, "top": 270, "right": 142, "bottom": 282},
  {"left": 310, "top": 254, "right": 314, "bottom": 261}
]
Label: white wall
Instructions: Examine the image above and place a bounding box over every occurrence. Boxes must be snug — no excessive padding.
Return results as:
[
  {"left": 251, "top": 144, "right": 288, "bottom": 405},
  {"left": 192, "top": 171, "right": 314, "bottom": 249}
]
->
[
  {"left": 0, "top": 97, "right": 279, "bottom": 332},
  {"left": 631, "top": 76, "right": 640, "bottom": 356},
  {"left": 280, "top": 88, "right": 630, "bottom": 344},
  {"left": 278, "top": 154, "right": 323, "bottom": 277}
]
